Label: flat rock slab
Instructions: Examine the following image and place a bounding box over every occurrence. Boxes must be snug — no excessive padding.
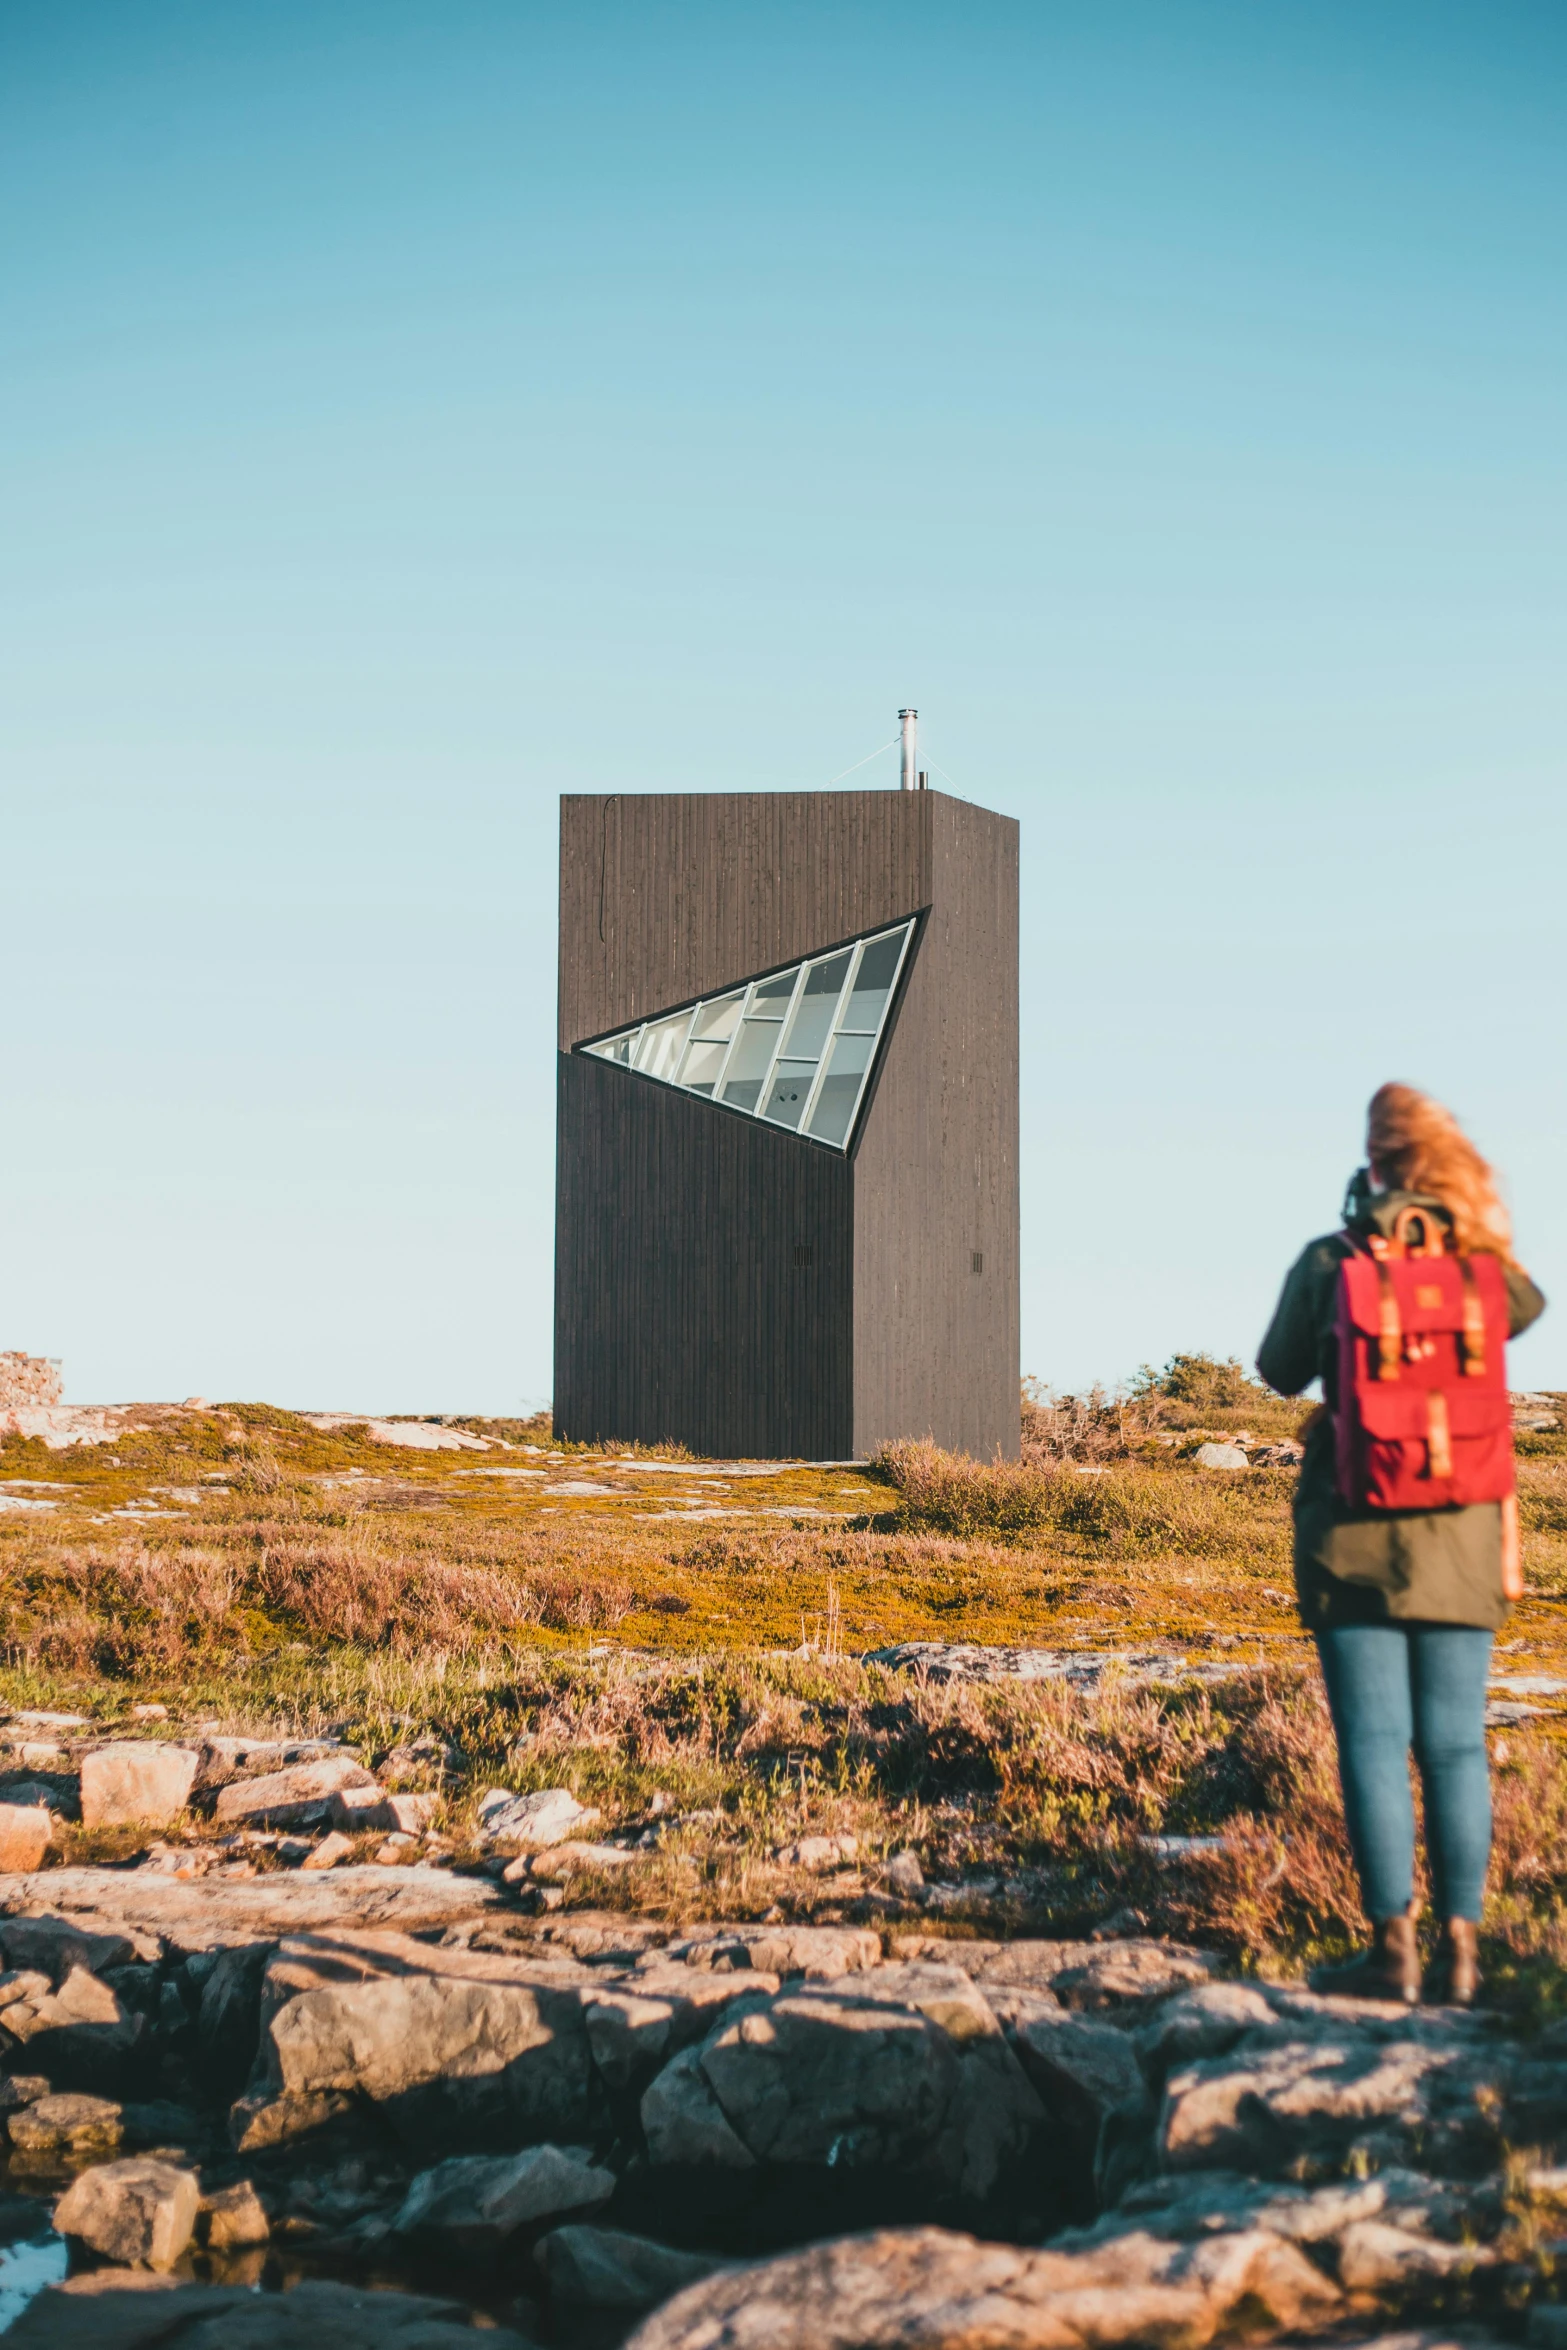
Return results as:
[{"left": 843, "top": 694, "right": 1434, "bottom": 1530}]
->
[
  {"left": 863, "top": 1643, "right": 1259, "bottom": 1690},
  {"left": 1064, "top": 2159, "right": 1495, "bottom": 2256},
  {"left": 193, "top": 1737, "right": 346, "bottom": 1791},
  {"left": 890, "top": 1935, "right": 1221, "bottom": 2011},
  {"left": 528, "top": 1915, "right": 681, "bottom": 1962},
  {"left": 0, "top": 1867, "right": 502, "bottom": 1952},
  {"left": 212, "top": 1756, "right": 377, "bottom": 1828},
  {"left": 667, "top": 1925, "right": 882, "bottom": 1979},
  {"left": 623, "top": 2220, "right": 1340, "bottom": 2350},
  {"left": 1160, "top": 2020, "right": 1516, "bottom": 2177},
  {"left": 262, "top": 1926, "right": 599, "bottom": 2001}
]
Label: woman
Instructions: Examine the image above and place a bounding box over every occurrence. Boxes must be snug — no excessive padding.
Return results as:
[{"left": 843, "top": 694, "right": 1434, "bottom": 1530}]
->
[{"left": 1258, "top": 1083, "right": 1545, "bottom": 2005}]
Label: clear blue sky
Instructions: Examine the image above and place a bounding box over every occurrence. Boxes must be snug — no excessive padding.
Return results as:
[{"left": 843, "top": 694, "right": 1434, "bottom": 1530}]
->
[{"left": 4, "top": 3, "right": 1563, "bottom": 1413}]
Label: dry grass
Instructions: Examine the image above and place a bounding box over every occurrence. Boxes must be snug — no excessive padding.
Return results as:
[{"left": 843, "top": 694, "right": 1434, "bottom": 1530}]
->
[
  {"left": 871, "top": 1439, "right": 1297, "bottom": 1566},
  {"left": 0, "top": 1513, "right": 633, "bottom": 1678},
  {"left": 6, "top": 1394, "right": 1567, "bottom": 2002},
  {"left": 868, "top": 1440, "right": 1064, "bottom": 1537}
]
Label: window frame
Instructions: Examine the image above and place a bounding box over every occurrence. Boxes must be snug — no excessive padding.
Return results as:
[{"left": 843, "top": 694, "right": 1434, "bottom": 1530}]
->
[{"left": 576, "top": 916, "right": 917, "bottom": 1154}]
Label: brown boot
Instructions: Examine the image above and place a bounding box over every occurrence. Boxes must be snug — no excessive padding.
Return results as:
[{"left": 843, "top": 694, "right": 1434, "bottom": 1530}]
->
[
  {"left": 1310, "top": 1911, "right": 1420, "bottom": 2004},
  {"left": 1425, "top": 1918, "right": 1482, "bottom": 2007}
]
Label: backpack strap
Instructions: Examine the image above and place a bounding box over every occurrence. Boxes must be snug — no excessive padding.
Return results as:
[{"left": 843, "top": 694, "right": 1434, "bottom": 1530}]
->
[
  {"left": 1345, "top": 1230, "right": 1403, "bottom": 1380},
  {"left": 1459, "top": 1257, "right": 1487, "bottom": 1378},
  {"left": 1373, "top": 1259, "right": 1402, "bottom": 1380}
]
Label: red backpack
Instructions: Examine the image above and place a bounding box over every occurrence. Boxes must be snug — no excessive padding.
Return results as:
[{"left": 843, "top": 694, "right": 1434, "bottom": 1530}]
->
[{"left": 1334, "top": 1205, "right": 1514, "bottom": 1510}]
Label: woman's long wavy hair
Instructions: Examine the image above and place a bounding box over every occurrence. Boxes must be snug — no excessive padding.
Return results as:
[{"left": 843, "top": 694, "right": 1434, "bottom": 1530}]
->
[{"left": 1367, "top": 1082, "right": 1514, "bottom": 1259}]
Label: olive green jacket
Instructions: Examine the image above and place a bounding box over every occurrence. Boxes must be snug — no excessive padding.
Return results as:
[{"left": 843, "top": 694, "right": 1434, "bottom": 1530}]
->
[{"left": 1257, "top": 1177, "right": 1546, "bottom": 1630}]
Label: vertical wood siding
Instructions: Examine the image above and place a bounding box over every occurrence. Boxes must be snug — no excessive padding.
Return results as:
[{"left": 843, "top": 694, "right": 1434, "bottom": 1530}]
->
[
  {"left": 850, "top": 796, "right": 1020, "bottom": 1459},
  {"left": 559, "top": 791, "right": 931, "bottom": 1048},
  {"left": 554, "top": 1052, "right": 854, "bottom": 1457}
]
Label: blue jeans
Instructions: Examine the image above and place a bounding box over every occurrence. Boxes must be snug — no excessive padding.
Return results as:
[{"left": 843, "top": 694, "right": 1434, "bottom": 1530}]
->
[{"left": 1315, "top": 1624, "right": 1493, "bottom": 1923}]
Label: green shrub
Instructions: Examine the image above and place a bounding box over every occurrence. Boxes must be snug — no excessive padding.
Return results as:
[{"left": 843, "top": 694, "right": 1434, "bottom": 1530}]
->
[{"left": 1135, "top": 1352, "right": 1258, "bottom": 1410}]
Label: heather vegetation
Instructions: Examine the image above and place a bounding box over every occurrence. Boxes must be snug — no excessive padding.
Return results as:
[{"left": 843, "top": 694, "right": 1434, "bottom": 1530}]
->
[{"left": 3, "top": 1378, "right": 1567, "bottom": 2005}]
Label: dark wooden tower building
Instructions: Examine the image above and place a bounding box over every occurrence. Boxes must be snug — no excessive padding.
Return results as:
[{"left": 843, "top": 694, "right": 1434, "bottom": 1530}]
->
[{"left": 554, "top": 787, "right": 1019, "bottom": 1460}]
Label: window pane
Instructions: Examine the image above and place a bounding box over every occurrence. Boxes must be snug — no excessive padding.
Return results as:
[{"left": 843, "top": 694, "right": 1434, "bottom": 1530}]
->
[
  {"left": 762, "top": 1060, "right": 817, "bottom": 1129},
  {"left": 689, "top": 991, "right": 743, "bottom": 1042},
  {"left": 585, "top": 1032, "right": 636, "bottom": 1065},
  {"left": 680, "top": 1037, "right": 730, "bottom": 1094},
  {"left": 676, "top": 991, "right": 744, "bottom": 1090},
  {"left": 780, "top": 952, "right": 850, "bottom": 1062},
  {"left": 805, "top": 1030, "right": 872, "bottom": 1144},
  {"left": 842, "top": 930, "right": 907, "bottom": 1031},
  {"left": 752, "top": 964, "right": 800, "bottom": 1005},
  {"left": 635, "top": 1012, "right": 691, "bottom": 1080},
  {"left": 717, "top": 1016, "right": 779, "bottom": 1110}
]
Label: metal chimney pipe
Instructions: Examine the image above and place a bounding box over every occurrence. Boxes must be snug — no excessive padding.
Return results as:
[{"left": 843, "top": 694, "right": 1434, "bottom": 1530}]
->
[{"left": 898, "top": 708, "right": 918, "bottom": 792}]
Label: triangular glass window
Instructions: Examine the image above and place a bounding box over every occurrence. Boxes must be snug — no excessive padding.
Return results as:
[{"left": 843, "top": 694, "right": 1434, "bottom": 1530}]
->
[{"left": 578, "top": 918, "right": 915, "bottom": 1152}]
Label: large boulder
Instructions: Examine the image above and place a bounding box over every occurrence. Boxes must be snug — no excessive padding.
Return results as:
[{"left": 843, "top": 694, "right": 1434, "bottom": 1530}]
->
[
  {"left": 329, "top": 1787, "right": 437, "bottom": 1835},
  {"left": 395, "top": 2143, "right": 615, "bottom": 2250},
  {"left": 622, "top": 2221, "right": 1339, "bottom": 2350},
  {"left": 1057, "top": 2159, "right": 1499, "bottom": 2272},
  {"left": 80, "top": 1744, "right": 199, "bottom": 1830},
  {"left": 529, "top": 1841, "right": 639, "bottom": 1884},
  {"left": 53, "top": 2157, "right": 200, "bottom": 2269},
  {"left": 252, "top": 1932, "right": 602, "bottom": 2150},
  {"left": 1335, "top": 2218, "right": 1501, "bottom": 2290},
  {"left": 643, "top": 1964, "right": 1046, "bottom": 2206},
  {"left": 7, "top": 2276, "right": 248, "bottom": 2350}
]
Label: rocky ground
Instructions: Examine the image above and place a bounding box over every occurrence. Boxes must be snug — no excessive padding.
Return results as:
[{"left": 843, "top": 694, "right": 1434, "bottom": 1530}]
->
[{"left": 5, "top": 1753, "right": 1567, "bottom": 2347}]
